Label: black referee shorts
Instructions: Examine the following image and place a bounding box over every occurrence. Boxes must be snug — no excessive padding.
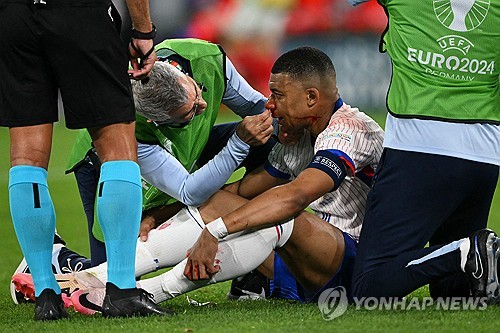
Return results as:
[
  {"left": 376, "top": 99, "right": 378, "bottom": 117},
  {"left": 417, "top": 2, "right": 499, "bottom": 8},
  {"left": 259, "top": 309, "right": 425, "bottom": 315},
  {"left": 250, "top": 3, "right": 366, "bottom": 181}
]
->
[{"left": 0, "top": 0, "right": 135, "bottom": 129}]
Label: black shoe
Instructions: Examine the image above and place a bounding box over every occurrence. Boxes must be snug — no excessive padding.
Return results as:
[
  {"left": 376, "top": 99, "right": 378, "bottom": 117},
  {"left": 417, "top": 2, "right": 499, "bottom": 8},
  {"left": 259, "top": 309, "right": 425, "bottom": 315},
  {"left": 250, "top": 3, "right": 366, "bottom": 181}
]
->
[
  {"left": 101, "top": 282, "right": 174, "bottom": 318},
  {"left": 53, "top": 233, "right": 66, "bottom": 246},
  {"left": 34, "top": 289, "right": 69, "bottom": 321},
  {"left": 227, "top": 270, "right": 269, "bottom": 301},
  {"left": 464, "top": 229, "right": 500, "bottom": 304}
]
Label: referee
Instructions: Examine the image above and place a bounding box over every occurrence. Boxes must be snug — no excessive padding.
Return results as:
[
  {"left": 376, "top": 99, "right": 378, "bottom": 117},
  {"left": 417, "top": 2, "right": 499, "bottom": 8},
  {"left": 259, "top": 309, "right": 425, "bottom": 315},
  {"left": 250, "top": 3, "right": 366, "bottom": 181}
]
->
[{"left": 0, "top": 0, "right": 171, "bottom": 320}]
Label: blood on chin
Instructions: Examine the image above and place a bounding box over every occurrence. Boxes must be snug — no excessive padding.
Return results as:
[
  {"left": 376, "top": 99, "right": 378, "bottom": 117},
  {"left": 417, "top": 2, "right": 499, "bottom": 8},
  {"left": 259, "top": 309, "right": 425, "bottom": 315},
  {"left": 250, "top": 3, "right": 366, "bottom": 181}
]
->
[{"left": 278, "top": 123, "right": 304, "bottom": 145}]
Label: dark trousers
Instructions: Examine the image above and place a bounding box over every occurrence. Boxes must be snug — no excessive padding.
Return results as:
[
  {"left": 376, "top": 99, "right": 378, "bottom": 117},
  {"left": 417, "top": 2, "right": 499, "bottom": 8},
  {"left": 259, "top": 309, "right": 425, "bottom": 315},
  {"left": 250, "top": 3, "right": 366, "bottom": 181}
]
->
[
  {"left": 75, "top": 122, "right": 276, "bottom": 266},
  {"left": 352, "top": 148, "right": 499, "bottom": 298},
  {"left": 74, "top": 162, "right": 105, "bottom": 267}
]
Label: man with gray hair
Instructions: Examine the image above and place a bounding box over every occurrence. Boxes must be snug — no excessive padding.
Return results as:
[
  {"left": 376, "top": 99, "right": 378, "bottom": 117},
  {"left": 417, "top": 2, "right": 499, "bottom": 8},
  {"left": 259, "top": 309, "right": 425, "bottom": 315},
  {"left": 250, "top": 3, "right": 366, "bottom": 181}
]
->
[
  {"left": 64, "top": 38, "right": 275, "bottom": 266},
  {"left": 131, "top": 61, "right": 197, "bottom": 126}
]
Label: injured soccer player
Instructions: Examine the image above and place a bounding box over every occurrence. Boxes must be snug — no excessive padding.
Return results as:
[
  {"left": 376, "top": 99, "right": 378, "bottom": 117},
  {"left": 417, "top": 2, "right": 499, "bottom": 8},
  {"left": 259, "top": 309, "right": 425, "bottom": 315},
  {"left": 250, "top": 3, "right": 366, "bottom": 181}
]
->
[
  {"left": 13, "top": 189, "right": 355, "bottom": 315},
  {"left": 12, "top": 46, "right": 384, "bottom": 314}
]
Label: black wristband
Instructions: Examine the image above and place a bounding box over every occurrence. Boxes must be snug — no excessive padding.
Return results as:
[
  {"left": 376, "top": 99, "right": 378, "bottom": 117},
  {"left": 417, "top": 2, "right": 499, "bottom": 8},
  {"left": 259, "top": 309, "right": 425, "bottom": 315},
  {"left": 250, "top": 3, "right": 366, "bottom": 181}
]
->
[{"left": 131, "top": 23, "right": 157, "bottom": 40}]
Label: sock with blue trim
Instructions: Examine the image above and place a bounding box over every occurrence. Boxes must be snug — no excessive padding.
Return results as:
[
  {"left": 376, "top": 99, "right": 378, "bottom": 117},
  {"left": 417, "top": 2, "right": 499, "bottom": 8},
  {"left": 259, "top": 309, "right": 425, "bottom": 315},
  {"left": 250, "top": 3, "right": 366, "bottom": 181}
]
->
[
  {"left": 9, "top": 166, "right": 60, "bottom": 296},
  {"left": 97, "top": 161, "right": 142, "bottom": 289}
]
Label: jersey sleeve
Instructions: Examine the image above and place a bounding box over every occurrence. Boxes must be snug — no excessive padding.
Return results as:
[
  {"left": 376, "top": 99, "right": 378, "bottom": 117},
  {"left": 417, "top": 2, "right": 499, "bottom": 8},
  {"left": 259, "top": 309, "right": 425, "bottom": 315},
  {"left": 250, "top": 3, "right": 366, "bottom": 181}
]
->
[
  {"left": 138, "top": 132, "right": 250, "bottom": 206},
  {"left": 315, "top": 117, "right": 375, "bottom": 175},
  {"left": 264, "top": 132, "right": 314, "bottom": 180},
  {"left": 306, "top": 149, "right": 348, "bottom": 191},
  {"left": 222, "top": 57, "right": 267, "bottom": 118}
]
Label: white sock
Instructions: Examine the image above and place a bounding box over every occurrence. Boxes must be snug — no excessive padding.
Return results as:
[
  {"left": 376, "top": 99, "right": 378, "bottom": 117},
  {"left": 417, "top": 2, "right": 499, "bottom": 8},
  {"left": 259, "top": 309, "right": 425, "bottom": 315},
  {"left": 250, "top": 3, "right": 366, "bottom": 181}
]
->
[
  {"left": 83, "top": 207, "right": 205, "bottom": 283},
  {"left": 141, "top": 219, "right": 294, "bottom": 303},
  {"left": 51, "top": 244, "right": 66, "bottom": 274},
  {"left": 139, "top": 206, "right": 205, "bottom": 273},
  {"left": 459, "top": 238, "right": 470, "bottom": 272}
]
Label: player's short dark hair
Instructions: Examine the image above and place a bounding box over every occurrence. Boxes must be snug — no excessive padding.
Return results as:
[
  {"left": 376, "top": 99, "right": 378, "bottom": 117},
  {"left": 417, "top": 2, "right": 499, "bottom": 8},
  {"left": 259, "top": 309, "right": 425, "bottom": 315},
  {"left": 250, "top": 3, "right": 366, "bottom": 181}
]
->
[{"left": 271, "top": 46, "right": 336, "bottom": 81}]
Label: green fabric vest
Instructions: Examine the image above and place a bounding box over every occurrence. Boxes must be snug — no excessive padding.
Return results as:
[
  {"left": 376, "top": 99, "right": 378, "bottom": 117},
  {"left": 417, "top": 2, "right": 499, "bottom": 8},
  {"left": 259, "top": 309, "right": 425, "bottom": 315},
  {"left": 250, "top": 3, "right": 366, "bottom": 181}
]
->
[
  {"left": 379, "top": 0, "right": 499, "bottom": 123},
  {"left": 138, "top": 38, "right": 226, "bottom": 210},
  {"left": 65, "top": 38, "right": 226, "bottom": 241}
]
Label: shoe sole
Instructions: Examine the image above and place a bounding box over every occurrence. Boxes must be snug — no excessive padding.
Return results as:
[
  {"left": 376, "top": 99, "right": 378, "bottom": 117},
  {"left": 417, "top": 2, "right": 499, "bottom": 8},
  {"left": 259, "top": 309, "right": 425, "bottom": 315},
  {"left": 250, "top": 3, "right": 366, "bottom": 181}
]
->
[
  {"left": 226, "top": 289, "right": 266, "bottom": 301},
  {"left": 484, "top": 233, "right": 500, "bottom": 304},
  {"left": 12, "top": 273, "right": 36, "bottom": 302},
  {"left": 11, "top": 240, "right": 66, "bottom": 305},
  {"left": 71, "top": 289, "right": 102, "bottom": 316},
  {"left": 12, "top": 273, "right": 72, "bottom": 308},
  {"left": 10, "top": 258, "right": 31, "bottom": 304}
]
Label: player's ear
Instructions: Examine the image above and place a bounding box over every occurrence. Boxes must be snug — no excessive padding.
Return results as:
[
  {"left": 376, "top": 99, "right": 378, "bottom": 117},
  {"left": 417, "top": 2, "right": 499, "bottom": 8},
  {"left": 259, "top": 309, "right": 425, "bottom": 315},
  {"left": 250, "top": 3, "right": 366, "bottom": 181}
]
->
[{"left": 306, "top": 88, "right": 319, "bottom": 107}]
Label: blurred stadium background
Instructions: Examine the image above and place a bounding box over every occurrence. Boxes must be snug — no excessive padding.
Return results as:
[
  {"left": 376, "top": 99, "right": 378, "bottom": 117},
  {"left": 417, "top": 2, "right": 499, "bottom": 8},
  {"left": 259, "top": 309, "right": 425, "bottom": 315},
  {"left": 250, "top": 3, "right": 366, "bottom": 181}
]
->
[{"left": 115, "top": 0, "right": 390, "bottom": 110}]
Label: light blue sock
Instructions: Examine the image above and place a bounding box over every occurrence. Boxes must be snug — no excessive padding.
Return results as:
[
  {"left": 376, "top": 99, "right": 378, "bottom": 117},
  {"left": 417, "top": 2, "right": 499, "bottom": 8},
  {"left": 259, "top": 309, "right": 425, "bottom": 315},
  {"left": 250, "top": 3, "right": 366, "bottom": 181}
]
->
[
  {"left": 97, "top": 160, "right": 142, "bottom": 289},
  {"left": 9, "top": 166, "right": 60, "bottom": 297}
]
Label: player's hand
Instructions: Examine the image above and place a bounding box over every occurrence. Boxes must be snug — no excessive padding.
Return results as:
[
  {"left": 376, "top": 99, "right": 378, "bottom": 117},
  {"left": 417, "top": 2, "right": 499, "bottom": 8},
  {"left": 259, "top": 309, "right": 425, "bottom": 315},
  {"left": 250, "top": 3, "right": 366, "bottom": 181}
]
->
[
  {"left": 236, "top": 110, "right": 274, "bottom": 146},
  {"left": 278, "top": 124, "right": 304, "bottom": 146},
  {"left": 128, "top": 38, "right": 157, "bottom": 80},
  {"left": 184, "top": 229, "right": 220, "bottom": 281},
  {"left": 139, "top": 215, "right": 156, "bottom": 242}
]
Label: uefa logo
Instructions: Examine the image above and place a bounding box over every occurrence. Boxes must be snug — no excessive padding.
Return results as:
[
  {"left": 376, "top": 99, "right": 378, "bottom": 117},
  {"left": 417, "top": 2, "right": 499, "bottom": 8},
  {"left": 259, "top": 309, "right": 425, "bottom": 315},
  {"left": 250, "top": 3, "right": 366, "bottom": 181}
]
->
[
  {"left": 317, "top": 286, "right": 349, "bottom": 320},
  {"left": 433, "top": 0, "right": 490, "bottom": 32}
]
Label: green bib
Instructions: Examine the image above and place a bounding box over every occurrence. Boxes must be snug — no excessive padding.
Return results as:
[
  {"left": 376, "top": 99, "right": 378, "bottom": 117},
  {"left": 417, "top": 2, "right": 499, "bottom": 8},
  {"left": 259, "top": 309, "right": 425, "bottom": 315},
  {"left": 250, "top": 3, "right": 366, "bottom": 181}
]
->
[
  {"left": 66, "top": 38, "right": 227, "bottom": 241},
  {"left": 137, "top": 38, "right": 226, "bottom": 210},
  {"left": 380, "top": 0, "right": 499, "bottom": 123}
]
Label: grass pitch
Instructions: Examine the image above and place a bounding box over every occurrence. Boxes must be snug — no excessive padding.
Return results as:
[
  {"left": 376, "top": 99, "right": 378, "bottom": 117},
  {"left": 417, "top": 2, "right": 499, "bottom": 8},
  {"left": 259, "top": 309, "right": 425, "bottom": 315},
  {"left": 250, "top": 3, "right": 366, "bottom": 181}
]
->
[{"left": 1, "top": 111, "right": 500, "bottom": 332}]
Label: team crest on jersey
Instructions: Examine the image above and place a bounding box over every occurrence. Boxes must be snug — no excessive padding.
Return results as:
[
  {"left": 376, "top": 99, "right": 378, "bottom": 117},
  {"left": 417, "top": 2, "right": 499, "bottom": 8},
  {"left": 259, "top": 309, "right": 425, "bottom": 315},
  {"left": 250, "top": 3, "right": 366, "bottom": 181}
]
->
[
  {"left": 433, "top": 0, "right": 490, "bottom": 32},
  {"left": 325, "top": 132, "right": 352, "bottom": 143}
]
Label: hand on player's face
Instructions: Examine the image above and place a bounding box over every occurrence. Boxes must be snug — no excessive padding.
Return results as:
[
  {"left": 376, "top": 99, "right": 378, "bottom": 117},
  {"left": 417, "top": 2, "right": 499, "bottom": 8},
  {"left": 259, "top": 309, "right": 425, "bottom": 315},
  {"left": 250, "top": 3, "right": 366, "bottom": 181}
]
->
[
  {"left": 184, "top": 229, "right": 220, "bottom": 281},
  {"left": 236, "top": 110, "right": 274, "bottom": 146}
]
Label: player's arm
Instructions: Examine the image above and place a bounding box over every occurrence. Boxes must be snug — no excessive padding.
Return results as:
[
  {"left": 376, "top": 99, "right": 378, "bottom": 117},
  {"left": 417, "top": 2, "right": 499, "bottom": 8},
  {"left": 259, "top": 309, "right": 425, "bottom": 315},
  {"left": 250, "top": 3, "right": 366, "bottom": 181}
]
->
[
  {"left": 221, "top": 147, "right": 351, "bottom": 228},
  {"left": 184, "top": 149, "right": 350, "bottom": 280},
  {"left": 222, "top": 167, "right": 335, "bottom": 234},
  {"left": 224, "top": 165, "right": 288, "bottom": 199}
]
